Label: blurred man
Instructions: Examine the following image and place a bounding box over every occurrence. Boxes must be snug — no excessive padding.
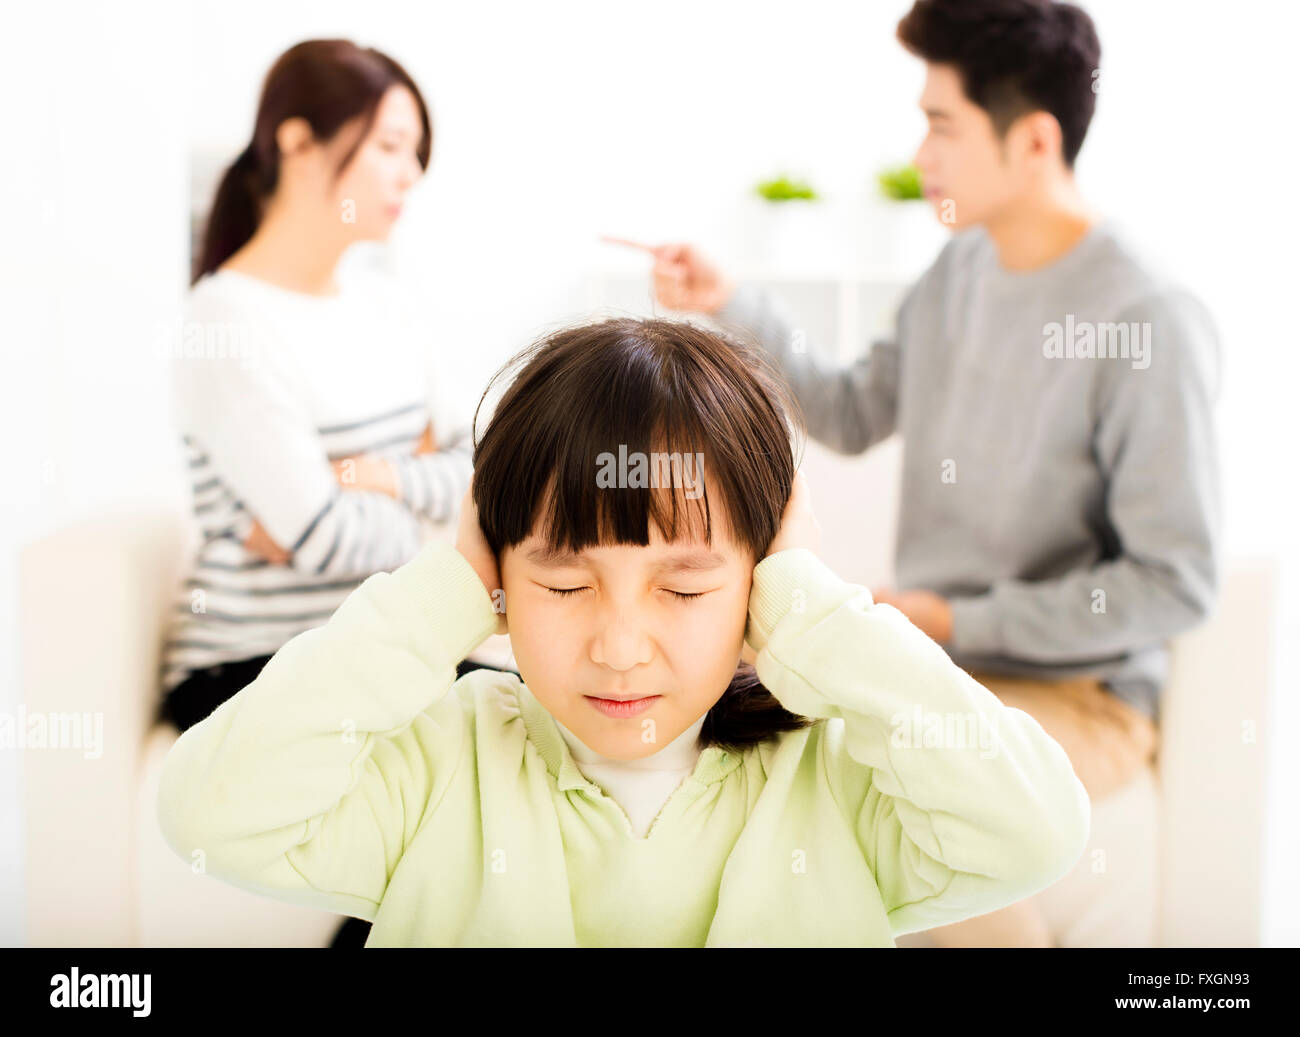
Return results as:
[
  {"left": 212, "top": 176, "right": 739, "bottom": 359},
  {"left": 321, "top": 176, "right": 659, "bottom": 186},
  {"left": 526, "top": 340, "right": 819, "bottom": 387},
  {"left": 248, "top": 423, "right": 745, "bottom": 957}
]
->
[{"left": 651, "top": 0, "right": 1220, "bottom": 946}]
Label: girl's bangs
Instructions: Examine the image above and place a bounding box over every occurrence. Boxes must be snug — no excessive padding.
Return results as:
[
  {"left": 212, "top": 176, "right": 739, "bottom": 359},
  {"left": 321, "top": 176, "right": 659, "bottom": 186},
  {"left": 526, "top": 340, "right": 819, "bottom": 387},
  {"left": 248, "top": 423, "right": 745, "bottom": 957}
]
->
[{"left": 530, "top": 421, "right": 728, "bottom": 556}]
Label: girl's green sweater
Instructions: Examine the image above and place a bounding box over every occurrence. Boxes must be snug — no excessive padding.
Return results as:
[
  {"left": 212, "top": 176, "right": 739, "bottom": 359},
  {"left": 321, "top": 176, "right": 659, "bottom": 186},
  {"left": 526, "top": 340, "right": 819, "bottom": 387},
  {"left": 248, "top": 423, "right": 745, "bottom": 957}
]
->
[{"left": 157, "top": 542, "right": 1091, "bottom": 946}]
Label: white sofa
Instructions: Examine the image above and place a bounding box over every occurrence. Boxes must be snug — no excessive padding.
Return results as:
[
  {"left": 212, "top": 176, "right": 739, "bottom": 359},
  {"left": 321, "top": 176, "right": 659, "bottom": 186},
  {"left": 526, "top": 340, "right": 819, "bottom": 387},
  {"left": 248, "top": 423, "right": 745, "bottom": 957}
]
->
[{"left": 19, "top": 442, "right": 1276, "bottom": 946}]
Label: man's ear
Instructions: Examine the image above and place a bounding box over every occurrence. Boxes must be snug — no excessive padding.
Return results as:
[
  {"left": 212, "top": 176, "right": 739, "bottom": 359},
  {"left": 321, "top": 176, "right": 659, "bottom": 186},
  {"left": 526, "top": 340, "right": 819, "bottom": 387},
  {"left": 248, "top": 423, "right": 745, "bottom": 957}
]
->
[{"left": 1010, "top": 110, "right": 1063, "bottom": 168}]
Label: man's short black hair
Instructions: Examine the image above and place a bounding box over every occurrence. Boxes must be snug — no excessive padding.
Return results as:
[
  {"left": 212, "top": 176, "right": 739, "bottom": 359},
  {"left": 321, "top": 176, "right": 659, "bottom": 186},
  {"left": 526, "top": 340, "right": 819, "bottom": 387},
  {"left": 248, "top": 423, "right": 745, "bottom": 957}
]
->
[{"left": 898, "top": 0, "right": 1101, "bottom": 167}]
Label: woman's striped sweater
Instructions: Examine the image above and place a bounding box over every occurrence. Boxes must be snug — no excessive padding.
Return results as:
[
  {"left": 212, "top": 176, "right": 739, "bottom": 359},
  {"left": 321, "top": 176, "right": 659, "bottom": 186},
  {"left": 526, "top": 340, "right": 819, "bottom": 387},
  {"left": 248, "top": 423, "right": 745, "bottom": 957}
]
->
[{"left": 158, "top": 264, "right": 473, "bottom": 695}]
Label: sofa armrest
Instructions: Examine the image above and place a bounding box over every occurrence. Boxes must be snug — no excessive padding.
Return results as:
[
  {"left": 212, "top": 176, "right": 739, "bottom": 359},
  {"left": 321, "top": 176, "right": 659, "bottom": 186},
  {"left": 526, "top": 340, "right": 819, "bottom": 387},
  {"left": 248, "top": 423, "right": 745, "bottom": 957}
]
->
[
  {"left": 20, "top": 501, "right": 193, "bottom": 945},
  {"left": 1157, "top": 556, "right": 1277, "bottom": 946}
]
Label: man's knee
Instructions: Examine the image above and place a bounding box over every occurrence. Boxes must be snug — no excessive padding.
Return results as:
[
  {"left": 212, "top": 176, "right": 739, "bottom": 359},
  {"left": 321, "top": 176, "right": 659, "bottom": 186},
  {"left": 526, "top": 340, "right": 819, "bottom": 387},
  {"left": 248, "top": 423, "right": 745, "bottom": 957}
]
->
[{"left": 971, "top": 672, "right": 1157, "bottom": 801}]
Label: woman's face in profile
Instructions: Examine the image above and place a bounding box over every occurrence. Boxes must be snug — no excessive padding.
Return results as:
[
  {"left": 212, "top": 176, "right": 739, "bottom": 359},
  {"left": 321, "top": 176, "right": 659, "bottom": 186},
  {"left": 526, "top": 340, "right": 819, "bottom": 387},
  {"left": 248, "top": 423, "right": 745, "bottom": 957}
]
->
[
  {"left": 328, "top": 84, "right": 424, "bottom": 241},
  {"left": 500, "top": 506, "right": 754, "bottom": 761}
]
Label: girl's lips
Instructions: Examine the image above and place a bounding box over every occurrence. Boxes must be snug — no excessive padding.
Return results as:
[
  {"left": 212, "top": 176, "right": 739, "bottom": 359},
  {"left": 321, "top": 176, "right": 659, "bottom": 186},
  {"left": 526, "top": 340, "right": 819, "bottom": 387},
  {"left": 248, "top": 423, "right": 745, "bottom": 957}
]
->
[{"left": 585, "top": 695, "right": 661, "bottom": 718}]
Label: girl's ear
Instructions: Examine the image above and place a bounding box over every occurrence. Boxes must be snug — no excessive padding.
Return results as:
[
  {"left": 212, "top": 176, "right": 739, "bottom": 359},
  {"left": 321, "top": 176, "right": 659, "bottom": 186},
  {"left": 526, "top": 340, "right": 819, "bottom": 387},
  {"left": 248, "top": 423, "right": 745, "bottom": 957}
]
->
[{"left": 492, "top": 589, "right": 508, "bottom": 636}]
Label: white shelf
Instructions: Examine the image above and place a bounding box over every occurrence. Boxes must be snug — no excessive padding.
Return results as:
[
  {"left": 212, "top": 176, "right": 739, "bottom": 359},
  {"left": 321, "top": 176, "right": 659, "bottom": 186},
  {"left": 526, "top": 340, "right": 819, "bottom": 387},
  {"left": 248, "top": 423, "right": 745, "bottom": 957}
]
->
[
  {"left": 589, "top": 265, "right": 918, "bottom": 286},
  {"left": 583, "top": 266, "right": 911, "bottom": 366}
]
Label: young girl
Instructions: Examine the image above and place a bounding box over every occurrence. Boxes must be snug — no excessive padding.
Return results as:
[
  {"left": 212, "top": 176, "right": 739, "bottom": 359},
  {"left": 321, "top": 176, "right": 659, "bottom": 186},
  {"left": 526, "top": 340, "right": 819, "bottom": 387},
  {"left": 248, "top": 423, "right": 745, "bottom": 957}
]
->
[{"left": 157, "top": 316, "right": 1090, "bottom": 947}]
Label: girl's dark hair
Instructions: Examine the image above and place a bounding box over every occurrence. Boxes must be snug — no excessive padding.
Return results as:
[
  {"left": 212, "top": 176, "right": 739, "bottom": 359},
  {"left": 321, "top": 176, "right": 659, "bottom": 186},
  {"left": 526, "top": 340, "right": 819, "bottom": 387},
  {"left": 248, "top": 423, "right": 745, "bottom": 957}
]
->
[
  {"left": 897, "top": 0, "right": 1100, "bottom": 167},
  {"left": 471, "top": 316, "right": 816, "bottom": 754},
  {"left": 193, "top": 39, "right": 432, "bottom": 285}
]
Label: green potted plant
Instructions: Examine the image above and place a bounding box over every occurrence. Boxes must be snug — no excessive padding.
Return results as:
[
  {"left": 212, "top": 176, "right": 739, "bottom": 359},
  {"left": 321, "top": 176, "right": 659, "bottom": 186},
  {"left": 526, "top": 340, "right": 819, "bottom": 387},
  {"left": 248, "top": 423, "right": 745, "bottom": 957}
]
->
[
  {"left": 754, "top": 175, "right": 819, "bottom": 202},
  {"left": 876, "top": 163, "right": 923, "bottom": 201}
]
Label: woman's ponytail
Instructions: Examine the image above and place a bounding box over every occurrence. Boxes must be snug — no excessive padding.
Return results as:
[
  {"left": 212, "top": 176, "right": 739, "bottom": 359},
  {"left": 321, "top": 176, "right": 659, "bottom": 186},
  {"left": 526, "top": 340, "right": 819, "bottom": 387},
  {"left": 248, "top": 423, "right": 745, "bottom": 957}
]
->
[{"left": 192, "top": 142, "right": 266, "bottom": 286}]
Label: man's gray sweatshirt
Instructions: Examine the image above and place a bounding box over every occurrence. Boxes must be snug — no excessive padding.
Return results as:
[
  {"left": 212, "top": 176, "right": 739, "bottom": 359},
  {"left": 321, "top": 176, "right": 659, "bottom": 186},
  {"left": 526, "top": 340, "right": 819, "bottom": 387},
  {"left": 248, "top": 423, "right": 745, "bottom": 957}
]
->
[{"left": 712, "top": 221, "right": 1221, "bottom": 723}]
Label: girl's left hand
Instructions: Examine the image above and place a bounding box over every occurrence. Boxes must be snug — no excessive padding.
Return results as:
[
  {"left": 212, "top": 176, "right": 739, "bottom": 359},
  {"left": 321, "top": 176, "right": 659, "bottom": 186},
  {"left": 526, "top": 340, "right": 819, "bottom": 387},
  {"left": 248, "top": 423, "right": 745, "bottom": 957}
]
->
[
  {"left": 744, "top": 470, "right": 821, "bottom": 657},
  {"left": 763, "top": 469, "right": 821, "bottom": 560}
]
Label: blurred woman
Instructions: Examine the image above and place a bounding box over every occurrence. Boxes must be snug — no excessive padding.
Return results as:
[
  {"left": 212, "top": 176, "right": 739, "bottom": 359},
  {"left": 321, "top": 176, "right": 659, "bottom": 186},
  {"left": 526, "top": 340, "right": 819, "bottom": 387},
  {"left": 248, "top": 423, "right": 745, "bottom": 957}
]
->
[
  {"left": 157, "top": 43, "right": 496, "bottom": 948},
  {"left": 160, "top": 37, "right": 477, "bottom": 724}
]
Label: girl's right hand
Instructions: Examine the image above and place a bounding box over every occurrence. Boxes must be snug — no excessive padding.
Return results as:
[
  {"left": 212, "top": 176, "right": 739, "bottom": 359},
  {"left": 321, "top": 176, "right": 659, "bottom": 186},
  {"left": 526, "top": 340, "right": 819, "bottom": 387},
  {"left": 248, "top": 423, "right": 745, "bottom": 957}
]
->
[
  {"left": 454, "top": 482, "right": 504, "bottom": 622},
  {"left": 763, "top": 469, "right": 822, "bottom": 560}
]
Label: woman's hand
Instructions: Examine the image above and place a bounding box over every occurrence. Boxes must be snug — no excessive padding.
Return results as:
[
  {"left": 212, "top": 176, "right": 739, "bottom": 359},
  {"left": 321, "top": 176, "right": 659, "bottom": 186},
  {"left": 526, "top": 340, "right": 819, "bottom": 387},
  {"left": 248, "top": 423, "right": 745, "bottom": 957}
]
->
[
  {"left": 331, "top": 423, "right": 435, "bottom": 495},
  {"left": 454, "top": 481, "right": 504, "bottom": 624},
  {"left": 241, "top": 425, "right": 436, "bottom": 565},
  {"left": 763, "top": 469, "right": 822, "bottom": 560},
  {"left": 331, "top": 454, "right": 399, "bottom": 497},
  {"left": 243, "top": 517, "right": 290, "bottom": 565},
  {"left": 414, "top": 420, "right": 437, "bottom": 455}
]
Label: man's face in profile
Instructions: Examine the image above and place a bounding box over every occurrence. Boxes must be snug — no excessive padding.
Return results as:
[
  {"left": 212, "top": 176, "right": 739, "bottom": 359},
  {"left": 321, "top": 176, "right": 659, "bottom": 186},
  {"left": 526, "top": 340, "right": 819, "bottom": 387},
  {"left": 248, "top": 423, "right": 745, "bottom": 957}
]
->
[{"left": 912, "top": 63, "right": 1024, "bottom": 230}]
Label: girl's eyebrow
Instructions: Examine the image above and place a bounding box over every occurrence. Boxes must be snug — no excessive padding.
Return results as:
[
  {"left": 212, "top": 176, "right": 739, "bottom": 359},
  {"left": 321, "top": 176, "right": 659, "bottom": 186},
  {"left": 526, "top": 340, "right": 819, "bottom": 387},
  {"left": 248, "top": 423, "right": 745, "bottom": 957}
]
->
[
  {"left": 651, "top": 551, "right": 727, "bottom": 575},
  {"left": 522, "top": 544, "right": 726, "bottom": 573},
  {"left": 522, "top": 545, "right": 586, "bottom": 568}
]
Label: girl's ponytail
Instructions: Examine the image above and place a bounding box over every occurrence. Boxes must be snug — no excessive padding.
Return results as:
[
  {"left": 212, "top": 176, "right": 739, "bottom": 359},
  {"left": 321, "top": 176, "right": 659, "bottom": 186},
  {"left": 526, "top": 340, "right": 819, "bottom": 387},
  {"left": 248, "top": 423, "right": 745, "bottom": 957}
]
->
[{"left": 192, "top": 142, "right": 267, "bottom": 286}]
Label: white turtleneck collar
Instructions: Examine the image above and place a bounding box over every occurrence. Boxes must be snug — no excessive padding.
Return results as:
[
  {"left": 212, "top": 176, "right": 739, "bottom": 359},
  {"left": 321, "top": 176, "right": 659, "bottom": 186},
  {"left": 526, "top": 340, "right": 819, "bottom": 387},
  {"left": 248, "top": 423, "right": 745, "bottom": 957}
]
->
[
  {"left": 551, "top": 712, "right": 709, "bottom": 838},
  {"left": 554, "top": 712, "right": 707, "bottom": 771}
]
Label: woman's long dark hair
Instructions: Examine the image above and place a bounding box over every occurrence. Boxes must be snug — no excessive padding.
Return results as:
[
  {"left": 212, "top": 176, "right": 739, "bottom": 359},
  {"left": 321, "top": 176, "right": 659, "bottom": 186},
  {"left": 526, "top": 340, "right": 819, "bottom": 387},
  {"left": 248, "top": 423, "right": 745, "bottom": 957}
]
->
[
  {"left": 193, "top": 39, "right": 432, "bottom": 286},
  {"left": 471, "top": 316, "right": 817, "bottom": 754}
]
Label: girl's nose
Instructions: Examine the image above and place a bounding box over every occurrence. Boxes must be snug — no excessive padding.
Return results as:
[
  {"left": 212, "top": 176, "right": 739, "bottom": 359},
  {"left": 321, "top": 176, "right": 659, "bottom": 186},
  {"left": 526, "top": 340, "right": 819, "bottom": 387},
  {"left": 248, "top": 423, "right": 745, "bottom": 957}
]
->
[{"left": 590, "top": 611, "right": 654, "bottom": 671}]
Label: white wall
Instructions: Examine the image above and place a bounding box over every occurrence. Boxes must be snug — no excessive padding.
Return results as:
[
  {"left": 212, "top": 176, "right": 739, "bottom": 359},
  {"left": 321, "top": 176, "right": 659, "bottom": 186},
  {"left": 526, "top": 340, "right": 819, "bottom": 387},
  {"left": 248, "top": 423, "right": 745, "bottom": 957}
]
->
[
  {"left": 2, "top": 2, "right": 189, "bottom": 946},
  {"left": 3, "top": 0, "right": 1295, "bottom": 946},
  {"left": 1079, "top": 0, "right": 1300, "bottom": 948}
]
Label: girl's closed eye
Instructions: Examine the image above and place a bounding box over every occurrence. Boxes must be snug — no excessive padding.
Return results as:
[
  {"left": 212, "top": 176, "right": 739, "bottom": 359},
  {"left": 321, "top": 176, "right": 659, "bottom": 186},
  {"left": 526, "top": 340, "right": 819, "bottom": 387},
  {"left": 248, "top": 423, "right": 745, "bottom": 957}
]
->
[
  {"left": 544, "top": 585, "right": 587, "bottom": 598},
  {"left": 542, "top": 585, "right": 708, "bottom": 602}
]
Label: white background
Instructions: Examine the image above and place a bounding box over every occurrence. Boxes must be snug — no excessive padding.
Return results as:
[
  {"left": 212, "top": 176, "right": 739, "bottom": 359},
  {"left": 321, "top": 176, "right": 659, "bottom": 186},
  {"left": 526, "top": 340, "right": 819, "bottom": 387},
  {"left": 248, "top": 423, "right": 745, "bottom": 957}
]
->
[{"left": 2, "top": 0, "right": 1296, "bottom": 945}]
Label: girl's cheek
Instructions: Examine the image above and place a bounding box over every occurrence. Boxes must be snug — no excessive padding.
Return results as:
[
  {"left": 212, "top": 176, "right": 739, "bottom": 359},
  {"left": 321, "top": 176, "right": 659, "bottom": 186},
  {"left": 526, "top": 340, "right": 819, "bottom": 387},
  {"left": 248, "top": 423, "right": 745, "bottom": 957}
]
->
[
  {"left": 680, "top": 600, "right": 741, "bottom": 650},
  {"left": 516, "top": 601, "right": 575, "bottom": 658}
]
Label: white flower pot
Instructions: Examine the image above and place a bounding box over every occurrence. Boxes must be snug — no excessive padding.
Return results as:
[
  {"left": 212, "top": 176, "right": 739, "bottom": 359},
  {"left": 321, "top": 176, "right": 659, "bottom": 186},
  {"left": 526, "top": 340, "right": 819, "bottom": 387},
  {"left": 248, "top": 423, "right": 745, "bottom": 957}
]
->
[
  {"left": 860, "top": 199, "right": 949, "bottom": 277},
  {"left": 743, "top": 196, "right": 835, "bottom": 274}
]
